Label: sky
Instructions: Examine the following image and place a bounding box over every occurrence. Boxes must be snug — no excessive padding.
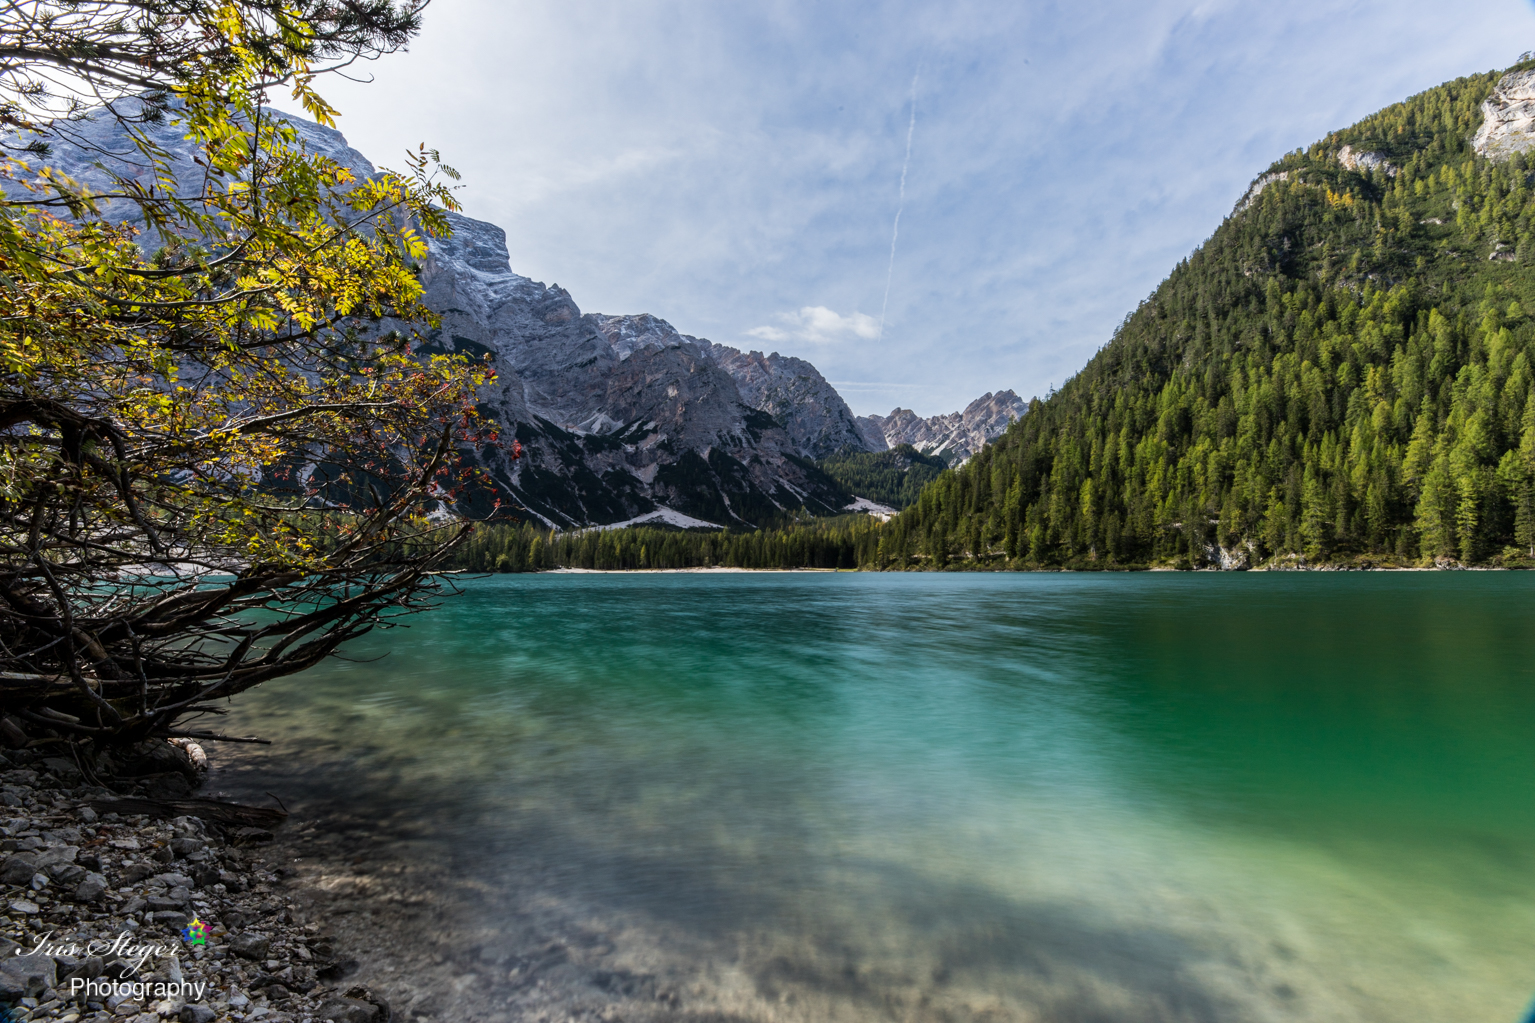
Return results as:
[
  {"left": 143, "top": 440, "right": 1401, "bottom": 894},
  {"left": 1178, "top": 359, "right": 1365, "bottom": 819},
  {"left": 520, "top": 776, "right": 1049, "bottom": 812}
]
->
[{"left": 315, "top": 0, "right": 1535, "bottom": 417}]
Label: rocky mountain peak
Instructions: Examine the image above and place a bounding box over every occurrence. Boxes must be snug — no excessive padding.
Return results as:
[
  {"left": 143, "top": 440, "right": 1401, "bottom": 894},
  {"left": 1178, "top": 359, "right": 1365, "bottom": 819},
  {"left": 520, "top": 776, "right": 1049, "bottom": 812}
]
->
[
  {"left": 596, "top": 313, "right": 690, "bottom": 361},
  {"left": 856, "top": 390, "right": 1027, "bottom": 463}
]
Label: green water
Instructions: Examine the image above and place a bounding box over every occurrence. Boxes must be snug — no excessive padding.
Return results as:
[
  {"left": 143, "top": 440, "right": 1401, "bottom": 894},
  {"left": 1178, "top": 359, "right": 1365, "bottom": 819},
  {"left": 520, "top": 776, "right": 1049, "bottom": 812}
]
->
[{"left": 217, "top": 572, "right": 1535, "bottom": 1021}]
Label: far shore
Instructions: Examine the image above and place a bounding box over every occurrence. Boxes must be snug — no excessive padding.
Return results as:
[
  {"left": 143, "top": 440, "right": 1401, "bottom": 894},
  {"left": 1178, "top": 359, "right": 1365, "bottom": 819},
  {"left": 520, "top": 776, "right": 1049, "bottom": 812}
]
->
[
  {"left": 522, "top": 563, "right": 1528, "bottom": 574},
  {"left": 545, "top": 566, "right": 842, "bottom": 573}
]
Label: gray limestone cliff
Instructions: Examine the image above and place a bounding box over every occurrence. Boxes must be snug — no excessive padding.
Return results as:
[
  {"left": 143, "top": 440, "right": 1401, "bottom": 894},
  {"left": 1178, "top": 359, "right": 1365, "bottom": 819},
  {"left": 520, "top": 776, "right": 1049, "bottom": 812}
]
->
[
  {"left": 1473, "top": 69, "right": 1535, "bottom": 161},
  {"left": 419, "top": 215, "right": 850, "bottom": 526},
  {"left": 1336, "top": 144, "right": 1394, "bottom": 176},
  {"left": 699, "top": 343, "right": 869, "bottom": 459}
]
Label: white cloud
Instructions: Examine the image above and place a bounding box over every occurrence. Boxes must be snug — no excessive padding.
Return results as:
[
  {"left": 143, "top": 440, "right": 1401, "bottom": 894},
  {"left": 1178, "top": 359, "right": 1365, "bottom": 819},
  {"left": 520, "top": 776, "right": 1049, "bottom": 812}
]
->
[{"left": 748, "top": 306, "right": 880, "bottom": 345}]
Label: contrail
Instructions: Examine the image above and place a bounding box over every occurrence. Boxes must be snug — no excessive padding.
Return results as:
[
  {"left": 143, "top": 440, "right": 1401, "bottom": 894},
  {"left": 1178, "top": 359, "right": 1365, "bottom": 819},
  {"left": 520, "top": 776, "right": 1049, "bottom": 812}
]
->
[{"left": 878, "top": 70, "right": 919, "bottom": 343}]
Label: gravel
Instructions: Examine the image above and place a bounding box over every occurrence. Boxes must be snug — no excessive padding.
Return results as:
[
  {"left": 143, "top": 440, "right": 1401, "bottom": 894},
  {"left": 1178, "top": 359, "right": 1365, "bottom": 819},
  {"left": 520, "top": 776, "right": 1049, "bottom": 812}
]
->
[{"left": 0, "top": 746, "right": 390, "bottom": 1023}]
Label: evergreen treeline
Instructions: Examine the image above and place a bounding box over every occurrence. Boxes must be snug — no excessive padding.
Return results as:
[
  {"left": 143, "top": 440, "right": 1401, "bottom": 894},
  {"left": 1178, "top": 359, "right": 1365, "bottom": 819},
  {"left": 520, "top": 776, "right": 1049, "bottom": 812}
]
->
[
  {"left": 816, "top": 445, "right": 949, "bottom": 509},
  {"left": 448, "top": 515, "right": 882, "bottom": 572},
  {"left": 871, "top": 63, "right": 1535, "bottom": 570}
]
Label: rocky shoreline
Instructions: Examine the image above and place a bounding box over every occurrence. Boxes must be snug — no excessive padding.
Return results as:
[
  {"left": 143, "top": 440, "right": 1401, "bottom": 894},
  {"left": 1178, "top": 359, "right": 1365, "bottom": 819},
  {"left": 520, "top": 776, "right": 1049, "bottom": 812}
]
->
[
  {"left": 0, "top": 744, "right": 395, "bottom": 1023},
  {"left": 2, "top": 741, "right": 718, "bottom": 1023}
]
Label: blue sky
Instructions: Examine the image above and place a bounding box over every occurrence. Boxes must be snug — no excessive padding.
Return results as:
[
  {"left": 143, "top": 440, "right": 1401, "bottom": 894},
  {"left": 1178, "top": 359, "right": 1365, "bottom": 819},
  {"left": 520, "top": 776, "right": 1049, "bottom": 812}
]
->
[{"left": 320, "top": 1, "right": 1535, "bottom": 417}]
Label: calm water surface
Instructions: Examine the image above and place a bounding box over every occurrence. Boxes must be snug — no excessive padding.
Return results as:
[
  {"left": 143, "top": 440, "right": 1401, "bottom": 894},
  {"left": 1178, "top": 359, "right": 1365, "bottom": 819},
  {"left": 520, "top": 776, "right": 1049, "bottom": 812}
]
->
[{"left": 217, "top": 572, "right": 1535, "bottom": 1022}]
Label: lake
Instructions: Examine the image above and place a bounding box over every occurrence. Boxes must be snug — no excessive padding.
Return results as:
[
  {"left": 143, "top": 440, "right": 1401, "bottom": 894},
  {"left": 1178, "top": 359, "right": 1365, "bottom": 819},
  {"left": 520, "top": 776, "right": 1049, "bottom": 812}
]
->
[{"left": 213, "top": 571, "right": 1535, "bottom": 1022}]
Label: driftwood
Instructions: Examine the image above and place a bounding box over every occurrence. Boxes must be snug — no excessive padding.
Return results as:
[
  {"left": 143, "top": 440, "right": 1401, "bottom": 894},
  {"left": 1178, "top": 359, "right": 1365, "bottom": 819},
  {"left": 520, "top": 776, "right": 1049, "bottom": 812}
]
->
[{"left": 90, "top": 796, "right": 289, "bottom": 831}]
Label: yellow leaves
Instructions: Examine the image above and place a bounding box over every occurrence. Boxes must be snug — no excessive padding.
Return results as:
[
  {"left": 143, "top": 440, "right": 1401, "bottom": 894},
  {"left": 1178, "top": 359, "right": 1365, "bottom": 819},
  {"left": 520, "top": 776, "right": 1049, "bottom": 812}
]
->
[
  {"left": 295, "top": 85, "right": 340, "bottom": 130},
  {"left": 398, "top": 227, "right": 428, "bottom": 262},
  {"left": 1325, "top": 187, "right": 1355, "bottom": 209}
]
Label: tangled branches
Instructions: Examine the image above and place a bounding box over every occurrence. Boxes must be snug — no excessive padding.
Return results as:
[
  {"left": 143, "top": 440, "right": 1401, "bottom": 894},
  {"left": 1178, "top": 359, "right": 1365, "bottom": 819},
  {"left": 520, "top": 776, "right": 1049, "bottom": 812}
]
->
[{"left": 0, "top": 0, "right": 503, "bottom": 747}]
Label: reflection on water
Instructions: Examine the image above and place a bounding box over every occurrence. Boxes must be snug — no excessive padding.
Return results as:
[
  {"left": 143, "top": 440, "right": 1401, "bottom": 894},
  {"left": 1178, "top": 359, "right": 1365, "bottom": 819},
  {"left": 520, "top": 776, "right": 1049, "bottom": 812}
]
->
[{"left": 214, "top": 573, "right": 1535, "bottom": 1022}]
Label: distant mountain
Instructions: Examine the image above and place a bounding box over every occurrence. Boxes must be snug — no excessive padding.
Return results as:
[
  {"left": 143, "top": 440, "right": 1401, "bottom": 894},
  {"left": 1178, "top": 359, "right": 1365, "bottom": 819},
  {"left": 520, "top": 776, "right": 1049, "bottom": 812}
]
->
[
  {"left": 419, "top": 217, "right": 853, "bottom": 527},
  {"left": 856, "top": 391, "right": 1027, "bottom": 462}
]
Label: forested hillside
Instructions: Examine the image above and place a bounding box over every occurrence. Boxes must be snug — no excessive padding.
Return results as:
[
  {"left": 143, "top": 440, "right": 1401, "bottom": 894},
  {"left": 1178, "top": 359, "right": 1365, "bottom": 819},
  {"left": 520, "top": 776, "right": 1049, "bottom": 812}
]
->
[
  {"left": 448, "top": 516, "right": 880, "bottom": 571},
  {"left": 816, "top": 445, "right": 949, "bottom": 509},
  {"left": 875, "top": 63, "right": 1535, "bottom": 569}
]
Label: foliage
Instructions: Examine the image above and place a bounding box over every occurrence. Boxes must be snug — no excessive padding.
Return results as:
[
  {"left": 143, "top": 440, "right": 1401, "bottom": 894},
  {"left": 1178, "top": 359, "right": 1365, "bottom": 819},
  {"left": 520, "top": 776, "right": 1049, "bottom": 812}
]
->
[
  {"left": 448, "top": 516, "right": 883, "bottom": 573},
  {"left": 0, "top": 1, "right": 499, "bottom": 746},
  {"left": 816, "top": 445, "right": 947, "bottom": 509},
  {"left": 873, "top": 64, "right": 1535, "bottom": 571}
]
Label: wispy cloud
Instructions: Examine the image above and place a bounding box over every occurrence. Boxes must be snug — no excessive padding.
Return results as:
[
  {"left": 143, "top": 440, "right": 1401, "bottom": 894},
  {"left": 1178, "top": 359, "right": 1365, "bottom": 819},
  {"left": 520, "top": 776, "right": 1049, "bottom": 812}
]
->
[
  {"left": 748, "top": 306, "right": 880, "bottom": 345},
  {"left": 879, "top": 68, "right": 919, "bottom": 342}
]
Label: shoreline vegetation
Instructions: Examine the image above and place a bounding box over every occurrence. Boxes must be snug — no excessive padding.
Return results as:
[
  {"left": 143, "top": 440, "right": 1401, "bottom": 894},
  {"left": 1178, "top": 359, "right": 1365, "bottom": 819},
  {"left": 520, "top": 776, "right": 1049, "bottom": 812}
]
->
[{"left": 444, "top": 517, "right": 1533, "bottom": 573}]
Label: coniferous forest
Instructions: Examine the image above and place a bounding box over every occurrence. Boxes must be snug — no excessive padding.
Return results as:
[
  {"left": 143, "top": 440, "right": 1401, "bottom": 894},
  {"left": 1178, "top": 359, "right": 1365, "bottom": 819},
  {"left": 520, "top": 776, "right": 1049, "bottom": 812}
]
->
[
  {"left": 448, "top": 516, "right": 881, "bottom": 572},
  {"left": 870, "top": 63, "right": 1535, "bottom": 570},
  {"left": 815, "top": 445, "right": 949, "bottom": 510}
]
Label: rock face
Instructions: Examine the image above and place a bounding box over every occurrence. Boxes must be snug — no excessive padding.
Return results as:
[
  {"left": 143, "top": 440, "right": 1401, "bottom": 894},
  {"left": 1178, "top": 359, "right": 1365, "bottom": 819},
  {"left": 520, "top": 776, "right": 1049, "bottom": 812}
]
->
[
  {"left": 1336, "top": 145, "right": 1394, "bottom": 175},
  {"left": 699, "top": 343, "right": 868, "bottom": 458},
  {"left": 419, "top": 217, "right": 850, "bottom": 527},
  {"left": 6, "top": 95, "right": 379, "bottom": 224},
  {"left": 857, "top": 391, "right": 1027, "bottom": 462},
  {"left": 1473, "top": 69, "right": 1535, "bottom": 160},
  {"left": 1237, "top": 171, "right": 1289, "bottom": 213}
]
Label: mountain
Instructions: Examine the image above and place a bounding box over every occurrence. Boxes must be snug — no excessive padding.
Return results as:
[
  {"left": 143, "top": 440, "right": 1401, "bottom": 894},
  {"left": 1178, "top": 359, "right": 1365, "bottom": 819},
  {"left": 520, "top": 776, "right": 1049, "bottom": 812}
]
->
[
  {"left": 699, "top": 343, "right": 869, "bottom": 458},
  {"left": 855, "top": 391, "right": 1028, "bottom": 462},
  {"left": 418, "top": 216, "right": 854, "bottom": 527},
  {"left": 698, "top": 343, "right": 1028, "bottom": 463},
  {"left": 868, "top": 61, "right": 1535, "bottom": 570},
  {"left": 21, "top": 100, "right": 1028, "bottom": 529}
]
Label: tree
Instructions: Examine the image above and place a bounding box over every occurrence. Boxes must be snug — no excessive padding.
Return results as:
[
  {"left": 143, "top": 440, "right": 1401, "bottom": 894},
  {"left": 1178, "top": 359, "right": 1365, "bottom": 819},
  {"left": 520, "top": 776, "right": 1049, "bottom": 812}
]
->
[{"left": 0, "top": 1, "right": 504, "bottom": 748}]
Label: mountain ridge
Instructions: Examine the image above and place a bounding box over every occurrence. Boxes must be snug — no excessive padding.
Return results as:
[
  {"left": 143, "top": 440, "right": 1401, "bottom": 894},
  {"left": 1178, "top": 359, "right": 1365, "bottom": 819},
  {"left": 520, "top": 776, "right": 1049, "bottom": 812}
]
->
[{"left": 856, "top": 391, "right": 1028, "bottom": 463}]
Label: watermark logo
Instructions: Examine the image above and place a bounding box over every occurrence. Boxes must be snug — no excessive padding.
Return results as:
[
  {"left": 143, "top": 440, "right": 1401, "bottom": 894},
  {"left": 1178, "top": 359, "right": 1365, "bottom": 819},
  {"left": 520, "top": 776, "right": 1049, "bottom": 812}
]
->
[
  {"left": 70, "top": 978, "right": 208, "bottom": 1003},
  {"left": 11, "top": 930, "right": 209, "bottom": 1006},
  {"left": 15, "top": 931, "right": 179, "bottom": 975},
  {"left": 181, "top": 918, "right": 207, "bottom": 947}
]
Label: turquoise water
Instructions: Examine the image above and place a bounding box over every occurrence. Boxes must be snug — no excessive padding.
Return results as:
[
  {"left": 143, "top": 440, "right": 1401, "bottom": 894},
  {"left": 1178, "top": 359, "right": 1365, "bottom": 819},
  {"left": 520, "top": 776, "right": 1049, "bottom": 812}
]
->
[{"left": 218, "top": 572, "right": 1535, "bottom": 1021}]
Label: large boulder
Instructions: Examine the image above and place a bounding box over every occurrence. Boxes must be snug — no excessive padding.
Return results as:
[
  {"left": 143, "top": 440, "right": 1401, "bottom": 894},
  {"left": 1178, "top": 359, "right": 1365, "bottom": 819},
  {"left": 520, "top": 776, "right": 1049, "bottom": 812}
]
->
[
  {"left": 0, "top": 939, "right": 55, "bottom": 1002},
  {"left": 0, "top": 852, "right": 37, "bottom": 886}
]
